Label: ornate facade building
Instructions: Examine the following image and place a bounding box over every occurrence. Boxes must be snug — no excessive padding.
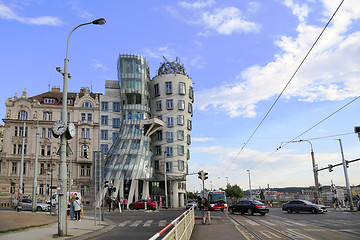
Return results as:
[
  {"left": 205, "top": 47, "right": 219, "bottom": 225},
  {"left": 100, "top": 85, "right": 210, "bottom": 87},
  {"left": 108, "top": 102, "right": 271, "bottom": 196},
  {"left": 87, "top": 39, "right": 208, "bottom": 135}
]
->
[{"left": 0, "top": 87, "right": 100, "bottom": 205}]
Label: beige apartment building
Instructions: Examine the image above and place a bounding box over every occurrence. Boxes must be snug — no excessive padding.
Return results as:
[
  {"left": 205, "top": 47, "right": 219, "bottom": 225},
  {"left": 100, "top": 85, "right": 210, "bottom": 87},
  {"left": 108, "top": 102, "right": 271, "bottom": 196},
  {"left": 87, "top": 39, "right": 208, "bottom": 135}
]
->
[{"left": 0, "top": 87, "right": 101, "bottom": 205}]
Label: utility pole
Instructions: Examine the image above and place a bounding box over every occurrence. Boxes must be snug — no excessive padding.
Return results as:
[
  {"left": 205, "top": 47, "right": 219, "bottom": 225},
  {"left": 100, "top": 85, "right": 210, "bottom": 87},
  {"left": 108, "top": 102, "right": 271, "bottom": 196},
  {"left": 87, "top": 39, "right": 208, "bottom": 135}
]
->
[
  {"left": 164, "top": 151, "right": 168, "bottom": 209},
  {"left": 337, "top": 139, "right": 354, "bottom": 210},
  {"left": 32, "top": 115, "right": 40, "bottom": 212},
  {"left": 247, "top": 170, "right": 252, "bottom": 200}
]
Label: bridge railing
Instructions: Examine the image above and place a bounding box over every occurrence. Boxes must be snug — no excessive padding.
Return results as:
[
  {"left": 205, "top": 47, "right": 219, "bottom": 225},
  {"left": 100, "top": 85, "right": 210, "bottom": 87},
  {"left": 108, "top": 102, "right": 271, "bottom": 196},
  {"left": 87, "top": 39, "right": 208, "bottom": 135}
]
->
[{"left": 149, "top": 206, "right": 195, "bottom": 240}]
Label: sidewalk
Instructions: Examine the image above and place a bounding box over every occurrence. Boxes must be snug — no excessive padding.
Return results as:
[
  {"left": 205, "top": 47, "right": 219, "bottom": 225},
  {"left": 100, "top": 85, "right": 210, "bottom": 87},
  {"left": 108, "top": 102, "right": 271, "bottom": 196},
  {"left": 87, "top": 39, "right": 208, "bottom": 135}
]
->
[{"left": 0, "top": 210, "right": 115, "bottom": 240}]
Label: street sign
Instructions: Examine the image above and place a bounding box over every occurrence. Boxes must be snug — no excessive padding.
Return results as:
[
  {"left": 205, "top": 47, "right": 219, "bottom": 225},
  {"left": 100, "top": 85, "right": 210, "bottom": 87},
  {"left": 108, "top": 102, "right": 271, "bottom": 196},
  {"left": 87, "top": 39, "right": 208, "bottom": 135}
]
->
[{"left": 50, "top": 186, "right": 57, "bottom": 189}]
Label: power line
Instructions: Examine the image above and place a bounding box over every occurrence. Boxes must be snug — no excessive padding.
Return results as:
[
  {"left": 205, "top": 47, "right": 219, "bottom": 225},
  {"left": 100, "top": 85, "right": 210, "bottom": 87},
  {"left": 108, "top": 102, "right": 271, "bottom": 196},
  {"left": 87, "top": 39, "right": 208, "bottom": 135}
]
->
[{"left": 223, "top": 0, "right": 345, "bottom": 174}]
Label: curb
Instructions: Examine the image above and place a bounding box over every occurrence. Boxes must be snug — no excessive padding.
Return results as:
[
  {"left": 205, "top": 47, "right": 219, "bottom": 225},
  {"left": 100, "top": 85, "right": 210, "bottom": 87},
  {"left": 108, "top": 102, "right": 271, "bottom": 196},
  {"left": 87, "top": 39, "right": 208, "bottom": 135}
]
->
[{"left": 68, "top": 218, "right": 117, "bottom": 240}]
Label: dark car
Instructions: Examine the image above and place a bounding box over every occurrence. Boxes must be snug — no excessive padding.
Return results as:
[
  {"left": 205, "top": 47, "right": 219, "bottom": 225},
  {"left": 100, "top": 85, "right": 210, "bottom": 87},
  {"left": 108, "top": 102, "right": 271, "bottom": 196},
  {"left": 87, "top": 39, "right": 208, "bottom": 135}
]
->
[
  {"left": 228, "top": 200, "right": 269, "bottom": 216},
  {"left": 282, "top": 200, "right": 327, "bottom": 214},
  {"left": 129, "top": 199, "right": 157, "bottom": 210}
]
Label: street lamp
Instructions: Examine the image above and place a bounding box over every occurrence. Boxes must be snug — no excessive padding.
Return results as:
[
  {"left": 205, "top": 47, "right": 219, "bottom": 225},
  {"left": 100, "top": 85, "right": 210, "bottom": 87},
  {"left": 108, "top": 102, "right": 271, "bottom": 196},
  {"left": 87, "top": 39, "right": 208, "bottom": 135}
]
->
[
  {"left": 57, "top": 18, "right": 106, "bottom": 237},
  {"left": 32, "top": 110, "right": 41, "bottom": 212},
  {"left": 247, "top": 170, "right": 252, "bottom": 200},
  {"left": 299, "top": 139, "right": 320, "bottom": 204},
  {"left": 210, "top": 180, "right": 212, "bottom": 191}
]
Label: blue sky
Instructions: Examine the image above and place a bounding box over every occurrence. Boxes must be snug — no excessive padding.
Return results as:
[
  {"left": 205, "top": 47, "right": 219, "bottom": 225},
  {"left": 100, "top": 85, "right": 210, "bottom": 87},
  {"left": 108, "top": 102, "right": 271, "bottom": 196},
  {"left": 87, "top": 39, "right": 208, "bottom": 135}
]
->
[{"left": 1, "top": 0, "right": 360, "bottom": 193}]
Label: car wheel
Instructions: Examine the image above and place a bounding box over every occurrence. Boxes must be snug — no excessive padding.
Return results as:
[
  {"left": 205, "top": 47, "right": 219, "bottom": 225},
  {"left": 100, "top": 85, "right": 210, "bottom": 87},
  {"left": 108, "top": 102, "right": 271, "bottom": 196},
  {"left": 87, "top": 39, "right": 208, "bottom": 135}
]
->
[
  {"left": 260, "top": 213, "right": 266, "bottom": 216},
  {"left": 286, "top": 208, "right": 293, "bottom": 213},
  {"left": 247, "top": 208, "right": 253, "bottom": 215},
  {"left": 129, "top": 205, "right": 134, "bottom": 210},
  {"left": 147, "top": 205, "right": 151, "bottom": 210},
  {"left": 229, "top": 207, "right": 234, "bottom": 214},
  {"left": 311, "top": 208, "right": 318, "bottom": 214},
  {"left": 37, "top": 206, "right": 42, "bottom": 211}
]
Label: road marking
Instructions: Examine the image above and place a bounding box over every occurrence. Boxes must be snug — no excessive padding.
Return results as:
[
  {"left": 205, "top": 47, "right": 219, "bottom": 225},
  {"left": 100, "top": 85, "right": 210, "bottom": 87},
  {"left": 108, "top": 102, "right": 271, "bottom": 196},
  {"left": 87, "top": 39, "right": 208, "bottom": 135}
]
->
[
  {"left": 230, "top": 219, "right": 239, "bottom": 225},
  {"left": 286, "top": 229, "right": 316, "bottom": 240},
  {"left": 144, "top": 220, "right": 153, "bottom": 227},
  {"left": 159, "top": 220, "right": 167, "bottom": 226},
  {"left": 234, "top": 225, "right": 252, "bottom": 240},
  {"left": 284, "top": 220, "right": 306, "bottom": 226},
  {"left": 259, "top": 220, "right": 276, "bottom": 226},
  {"left": 260, "top": 231, "right": 281, "bottom": 238},
  {"left": 118, "top": 220, "right": 131, "bottom": 227},
  {"left": 130, "top": 220, "right": 142, "bottom": 227},
  {"left": 245, "top": 220, "right": 260, "bottom": 226}
]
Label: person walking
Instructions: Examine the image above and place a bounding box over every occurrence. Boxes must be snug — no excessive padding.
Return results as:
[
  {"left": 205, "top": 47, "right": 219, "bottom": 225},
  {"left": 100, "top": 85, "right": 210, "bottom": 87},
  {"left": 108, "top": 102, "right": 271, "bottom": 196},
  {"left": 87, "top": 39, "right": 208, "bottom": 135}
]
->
[
  {"left": 123, "top": 198, "right": 128, "bottom": 210},
  {"left": 70, "top": 194, "right": 76, "bottom": 220},
  {"left": 120, "top": 197, "right": 124, "bottom": 210},
  {"left": 204, "top": 197, "right": 211, "bottom": 225},
  {"left": 200, "top": 197, "right": 206, "bottom": 225},
  {"left": 107, "top": 197, "right": 112, "bottom": 212},
  {"left": 73, "top": 196, "right": 82, "bottom": 221}
]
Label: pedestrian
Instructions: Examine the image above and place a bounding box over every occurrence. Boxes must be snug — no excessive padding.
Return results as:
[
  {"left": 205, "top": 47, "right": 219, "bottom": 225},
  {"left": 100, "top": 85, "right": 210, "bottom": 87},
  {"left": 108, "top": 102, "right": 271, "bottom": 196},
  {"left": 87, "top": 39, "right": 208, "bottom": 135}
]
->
[
  {"left": 70, "top": 194, "right": 76, "bottom": 220},
  {"left": 120, "top": 197, "right": 124, "bottom": 210},
  {"left": 200, "top": 197, "right": 206, "bottom": 225},
  {"left": 107, "top": 196, "right": 112, "bottom": 212},
  {"left": 123, "top": 198, "right": 128, "bottom": 210},
  {"left": 73, "top": 196, "right": 82, "bottom": 221},
  {"left": 204, "top": 197, "right": 211, "bottom": 225}
]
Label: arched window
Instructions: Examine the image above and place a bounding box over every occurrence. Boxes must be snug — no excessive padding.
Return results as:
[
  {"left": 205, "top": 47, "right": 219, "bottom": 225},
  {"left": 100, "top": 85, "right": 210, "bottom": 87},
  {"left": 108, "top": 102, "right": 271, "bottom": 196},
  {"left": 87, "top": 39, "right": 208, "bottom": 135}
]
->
[
  {"left": 18, "top": 110, "right": 28, "bottom": 120},
  {"left": 82, "top": 102, "right": 93, "bottom": 108}
]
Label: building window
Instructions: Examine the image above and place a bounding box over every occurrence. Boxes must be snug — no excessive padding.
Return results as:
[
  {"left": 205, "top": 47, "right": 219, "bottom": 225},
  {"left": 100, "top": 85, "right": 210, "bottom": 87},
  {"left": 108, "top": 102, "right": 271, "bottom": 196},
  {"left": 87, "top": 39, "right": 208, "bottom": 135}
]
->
[
  {"left": 81, "top": 113, "right": 86, "bottom": 121},
  {"left": 187, "top": 119, "right": 192, "bottom": 130},
  {"left": 156, "top": 130, "right": 162, "bottom": 141},
  {"left": 188, "top": 103, "right": 193, "bottom": 114},
  {"left": 154, "top": 160, "right": 160, "bottom": 171},
  {"left": 11, "top": 162, "right": 17, "bottom": 174},
  {"left": 14, "top": 126, "right": 18, "bottom": 136},
  {"left": 154, "top": 83, "right": 160, "bottom": 96},
  {"left": 166, "top": 132, "right": 174, "bottom": 142},
  {"left": 44, "top": 98, "right": 55, "bottom": 104},
  {"left": 166, "top": 99, "right": 173, "bottom": 110},
  {"left": 187, "top": 134, "right": 191, "bottom": 145},
  {"left": 178, "top": 145, "right": 184, "bottom": 156},
  {"left": 178, "top": 100, "right": 185, "bottom": 110},
  {"left": 155, "top": 145, "right": 162, "bottom": 156},
  {"left": 177, "top": 130, "right": 184, "bottom": 140},
  {"left": 67, "top": 99, "right": 73, "bottom": 105},
  {"left": 179, "top": 82, "right": 186, "bottom": 95},
  {"left": 113, "top": 132, "right": 119, "bottom": 142},
  {"left": 82, "top": 145, "right": 89, "bottom": 158},
  {"left": 10, "top": 182, "right": 16, "bottom": 194},
  {"left": 113, "top": 102, "right": 120, "bottom": 112},
  {"left": 42, "top": 128, "right": 46, "bottom": 138},
  {"left": 101, "top": 102, "right": 108, "bottom": 111},
  {"left": 82, "top": 102, "right": 93, "bottom": 108},
  {"left": 178, "top": 160, "right": 185, "bottom": 171},
  {"left": 166, "top": 162, "right": 173, "bottom": 172},
  {"left": 101, "top": 115, "right": 108, "bottom": 125},
  {"left": 130, "top": 139, "right": 140, "bottom": 149},
  {"left": 113, "top": 118, "right": 120, "bottom": 128},
  {"left": 81, "top": 185, "right": 85, "bottom": 196},
  {"left": 166, "top": 147, "right": 173, "bottom": 157},
  {"left": 101, "top": 144, "right": 108, "bottom": 154},
  {"left": 189, "top": 86, "right": 194, "bottom": 99},
  {"left": 40, "top": 163, "right": 45, "bottom": 175},
  {"left": 101, "top": 130, "right": 108, "bottom": 140},
  {"left": 156, "top": 100, "right": 162, "bottom": 111},
  {"left": 47, "top": 128, "right": 52, "bottom": 138},
  {"left": 87, "top": 113, "right": 93, "bottom": 122},
  {"left": 187, "top": 149, "right": 190, "bottom": 160},
  {"left": 42, "top": 112, "right": 53, "bottom": 121},
  {"left": 86, "top": 128, "right": 90, "bottom": 138},
  {"left": 39, "top": 184, "right": 44, "bottom": 195},
  {"left": 19, "top": 127, "right": 28, "bottom": 137},
  {"left": 157, "top": 115, "right": 162, "bottom": 121},
  {"left": 18, "top": 110, "right": 28, "bottom": 120},
  {"left": 41, "top": 145, "right": 45, "bottom": 156},
  {"left": 86, "top": 165, "right": 91, "bottom": 176},
  {"left": 165, "top": 81, "right": 172, "bottom": 94},
  {"left": 178, "top": 115, "right": 184, "bottom": 125},
  {"left": 13, "top": 144, "right": 16, "bottom": 154},
  {"left": 81, "top": 165, "right": 85, "bottom": 176},
  {"left": 167, "top": 117, "right": 174, "bottom": 127},
  {"left": 47, "top": 145, "right": 51, "bottom": 155}
]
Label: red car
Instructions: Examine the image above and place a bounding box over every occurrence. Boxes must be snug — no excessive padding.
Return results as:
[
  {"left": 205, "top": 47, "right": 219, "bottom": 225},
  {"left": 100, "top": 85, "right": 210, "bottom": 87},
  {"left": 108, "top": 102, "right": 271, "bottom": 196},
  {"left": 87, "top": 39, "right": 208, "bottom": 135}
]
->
[{"left": 129, "top": 199, "right": 157, "bottom": 210}]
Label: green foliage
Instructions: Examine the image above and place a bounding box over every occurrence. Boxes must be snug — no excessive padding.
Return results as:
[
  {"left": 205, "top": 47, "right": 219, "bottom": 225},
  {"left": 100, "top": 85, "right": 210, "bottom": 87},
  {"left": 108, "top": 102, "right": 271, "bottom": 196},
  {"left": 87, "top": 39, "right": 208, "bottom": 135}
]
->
[
  {"left": 187, "top": 191, "right": 197, "bottom": 199},
  {"left": 225, "top": 184, "right": 243, "bottom": 199}
]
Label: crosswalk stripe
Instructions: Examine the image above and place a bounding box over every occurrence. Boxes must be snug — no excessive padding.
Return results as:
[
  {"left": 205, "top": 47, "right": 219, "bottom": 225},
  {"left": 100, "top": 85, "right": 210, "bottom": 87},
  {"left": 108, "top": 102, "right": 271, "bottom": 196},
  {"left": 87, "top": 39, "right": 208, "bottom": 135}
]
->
[
  {"left": 245, "top": 220, "right": 260, "bottom": 226},
  {"left": 130, "top": 220, "right": 142, "bottom": 227},
  {"left": 159, "top": 220, "right": 167, "bottom": 226},
  {"left": 144, "top": 220, "right": 153, "bottom": 227},
  {"left": 259, "top": 220, "right": 276, "bottom": 226},
  {"left": 118, "top": 220, "right": 131, "bottom": 227}
]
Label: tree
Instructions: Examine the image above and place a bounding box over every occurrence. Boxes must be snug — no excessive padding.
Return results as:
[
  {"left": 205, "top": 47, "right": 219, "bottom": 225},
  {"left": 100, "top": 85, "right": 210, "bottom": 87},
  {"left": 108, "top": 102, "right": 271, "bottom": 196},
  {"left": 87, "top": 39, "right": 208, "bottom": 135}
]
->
[
  {"left": 225, "top": 184, "right": 243, "bottom": 199},
  {"left": 187, "top": 191, "right": 197, "bottom": 200}
]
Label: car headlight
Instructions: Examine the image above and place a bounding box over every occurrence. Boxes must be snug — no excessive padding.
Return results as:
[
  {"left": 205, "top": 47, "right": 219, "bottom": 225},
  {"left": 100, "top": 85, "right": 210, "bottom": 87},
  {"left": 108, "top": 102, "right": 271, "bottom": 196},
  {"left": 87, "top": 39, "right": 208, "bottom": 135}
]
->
[{"left": 224, "top": 204, "right": 227, "bottom": 207}]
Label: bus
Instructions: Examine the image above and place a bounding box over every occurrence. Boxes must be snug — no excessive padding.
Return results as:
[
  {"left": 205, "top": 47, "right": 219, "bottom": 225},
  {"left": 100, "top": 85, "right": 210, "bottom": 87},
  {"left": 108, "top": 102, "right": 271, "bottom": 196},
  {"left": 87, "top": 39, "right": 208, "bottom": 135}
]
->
[{"left": 208, "top": 191, "right": 227, "bottom": 211}]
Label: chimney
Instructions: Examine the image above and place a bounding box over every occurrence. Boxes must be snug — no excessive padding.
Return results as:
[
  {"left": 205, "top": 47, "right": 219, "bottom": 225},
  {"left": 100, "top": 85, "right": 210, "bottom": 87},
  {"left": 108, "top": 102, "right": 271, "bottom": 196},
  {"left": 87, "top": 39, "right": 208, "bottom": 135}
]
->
[{"left": 51, "top": 87, "right": 61, "bottom": 92}]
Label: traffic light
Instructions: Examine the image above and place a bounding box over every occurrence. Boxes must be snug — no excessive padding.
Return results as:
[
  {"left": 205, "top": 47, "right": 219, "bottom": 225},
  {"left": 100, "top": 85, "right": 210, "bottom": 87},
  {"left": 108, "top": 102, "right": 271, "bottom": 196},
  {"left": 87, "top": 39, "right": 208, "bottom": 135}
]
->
[
  {"left": 198, "top": 171, "right": 203, "bottom": 180},
  {"left": 346, "top": 161, "right": 349, "bottom": 168},
  {"left": 328, "top": 164, "right": 333, "bottom": 172},
  {"left": 104, "top": 180, "right": 109, "bottom": 188},
  {"left": 204, "top": 172, "right": 208, "bottom": 180},
  {"left": 197, "top": 170, "right": 209, "bottom": 181},
  {"left": 112, "top": 187, "right": 117, "bottom": 192}
]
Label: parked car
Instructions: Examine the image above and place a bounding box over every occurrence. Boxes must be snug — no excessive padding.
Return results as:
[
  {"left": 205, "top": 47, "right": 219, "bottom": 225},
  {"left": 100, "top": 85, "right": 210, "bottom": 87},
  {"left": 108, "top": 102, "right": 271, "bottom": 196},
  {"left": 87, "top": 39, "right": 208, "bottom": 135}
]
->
[
  {"left": 228, "top": 200, "right": 269, "bottom": 216},
  {"left": 129, "top": 199, "right": 157, "bottom": 210},
  {"left": 14, "top": 198, "right": 50, "bottom": 211},
  {"left": 282, "top": 200, "right": 327, "bottom": 214},
  {"left": 185, "top": 200, "right": 197, "bottom": 210}
]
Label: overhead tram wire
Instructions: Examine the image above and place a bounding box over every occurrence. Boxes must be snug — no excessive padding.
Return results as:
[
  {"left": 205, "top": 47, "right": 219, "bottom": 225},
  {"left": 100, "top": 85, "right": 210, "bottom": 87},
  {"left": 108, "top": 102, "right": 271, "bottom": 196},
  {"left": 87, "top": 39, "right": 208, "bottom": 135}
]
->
[{"left": 223, "top": 0, "right": 346, "bottom": 174}]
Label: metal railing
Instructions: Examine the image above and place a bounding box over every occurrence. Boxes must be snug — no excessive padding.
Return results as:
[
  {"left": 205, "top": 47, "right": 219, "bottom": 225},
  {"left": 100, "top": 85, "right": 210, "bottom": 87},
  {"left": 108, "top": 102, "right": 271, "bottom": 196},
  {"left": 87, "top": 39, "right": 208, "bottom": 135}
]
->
[{"left": 149, "top": 206, "right": 195, "bottom": 240}]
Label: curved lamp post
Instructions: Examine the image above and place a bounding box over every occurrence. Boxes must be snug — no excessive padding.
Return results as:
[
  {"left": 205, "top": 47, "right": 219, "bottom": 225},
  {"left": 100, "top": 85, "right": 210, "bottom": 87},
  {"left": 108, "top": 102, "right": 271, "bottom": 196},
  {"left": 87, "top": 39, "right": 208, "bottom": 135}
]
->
[{"left": 57, "top": 18, "right": 106, "bottom": 236}]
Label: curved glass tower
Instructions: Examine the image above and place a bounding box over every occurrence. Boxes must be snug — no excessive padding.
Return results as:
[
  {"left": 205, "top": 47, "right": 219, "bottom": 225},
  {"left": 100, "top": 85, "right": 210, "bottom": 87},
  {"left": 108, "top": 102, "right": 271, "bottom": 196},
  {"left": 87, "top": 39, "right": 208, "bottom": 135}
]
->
[{"left": 104, "top": 55, "right": 163, "bottom": 204}]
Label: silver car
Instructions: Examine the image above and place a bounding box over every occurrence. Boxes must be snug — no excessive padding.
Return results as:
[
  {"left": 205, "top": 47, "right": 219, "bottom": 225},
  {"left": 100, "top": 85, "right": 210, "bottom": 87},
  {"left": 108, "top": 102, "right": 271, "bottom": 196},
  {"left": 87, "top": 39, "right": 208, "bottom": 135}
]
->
[{"left": 14, "top": 198, "right": 50, "bottom": 211}]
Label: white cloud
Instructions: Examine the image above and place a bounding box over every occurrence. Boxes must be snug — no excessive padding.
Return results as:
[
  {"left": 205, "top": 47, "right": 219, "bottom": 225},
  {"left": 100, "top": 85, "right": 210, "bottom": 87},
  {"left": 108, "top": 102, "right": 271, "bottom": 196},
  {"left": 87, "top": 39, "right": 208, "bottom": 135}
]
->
[
  {"left": 195, "top": 0, "right": 360, "bottom": 118},
  {"left": 92, "top": 60, "right": 109, "bottom": 72},
  {"left": 179, "top": 0, "right": 215, "bottom": 10},
  {"left": 142, "top": 45, "right": 177, "bottom": 61},
  {"left": 0, "top": 3, "right": 63, "bottom": 26}
]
